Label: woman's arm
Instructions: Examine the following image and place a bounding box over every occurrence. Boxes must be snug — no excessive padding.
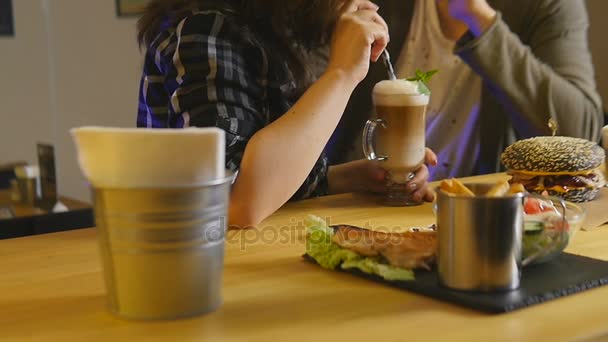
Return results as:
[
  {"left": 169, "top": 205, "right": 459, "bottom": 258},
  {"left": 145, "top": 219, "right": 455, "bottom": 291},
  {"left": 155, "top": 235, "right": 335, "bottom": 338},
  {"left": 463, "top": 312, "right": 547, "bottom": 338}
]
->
[
  {"left": 451, "top": 0, "right": 603, "bottom": 140},
  {"left": 229, "top": 1, "right": 390, "bottom": 227},
  {"left": 230, "top": 70, "right": 356, "bottom": 226}
]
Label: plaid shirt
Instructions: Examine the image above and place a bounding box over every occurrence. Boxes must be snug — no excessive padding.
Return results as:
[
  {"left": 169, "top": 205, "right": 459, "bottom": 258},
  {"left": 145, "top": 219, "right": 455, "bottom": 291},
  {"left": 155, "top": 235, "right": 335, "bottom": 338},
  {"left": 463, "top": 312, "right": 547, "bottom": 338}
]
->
[{"left": 137, "top": 8, "right": 328, "bottom": 200}]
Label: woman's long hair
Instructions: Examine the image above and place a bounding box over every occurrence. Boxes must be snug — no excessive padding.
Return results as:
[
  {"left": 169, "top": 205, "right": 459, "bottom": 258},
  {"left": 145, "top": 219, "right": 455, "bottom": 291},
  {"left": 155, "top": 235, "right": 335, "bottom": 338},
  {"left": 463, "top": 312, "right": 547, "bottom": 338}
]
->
[{"left": 137, "top": 0, "right": 344, "bottom": 91}]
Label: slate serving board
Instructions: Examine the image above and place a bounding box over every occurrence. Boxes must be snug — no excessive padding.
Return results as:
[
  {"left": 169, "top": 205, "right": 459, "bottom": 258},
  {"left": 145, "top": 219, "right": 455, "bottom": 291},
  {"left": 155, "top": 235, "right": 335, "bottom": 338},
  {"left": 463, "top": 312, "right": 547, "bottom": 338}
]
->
[{"left": 303, "top": 252, "right": 608, "bottom": 313}]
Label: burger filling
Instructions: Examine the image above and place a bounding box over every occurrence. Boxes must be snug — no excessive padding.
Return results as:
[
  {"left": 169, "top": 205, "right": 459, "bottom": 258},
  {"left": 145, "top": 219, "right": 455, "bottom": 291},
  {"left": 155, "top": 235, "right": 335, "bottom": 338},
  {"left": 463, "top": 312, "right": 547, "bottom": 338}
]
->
[{"left": 509, "top": 169, "right": 605, "bottom": 194}]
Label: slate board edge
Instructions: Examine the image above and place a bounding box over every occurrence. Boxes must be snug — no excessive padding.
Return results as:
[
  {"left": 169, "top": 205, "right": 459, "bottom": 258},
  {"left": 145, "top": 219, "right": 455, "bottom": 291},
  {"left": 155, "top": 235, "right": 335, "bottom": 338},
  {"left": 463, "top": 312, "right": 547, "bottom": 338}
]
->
[{"left": 302, "top": 253, "right": 608, "bottom": 314}]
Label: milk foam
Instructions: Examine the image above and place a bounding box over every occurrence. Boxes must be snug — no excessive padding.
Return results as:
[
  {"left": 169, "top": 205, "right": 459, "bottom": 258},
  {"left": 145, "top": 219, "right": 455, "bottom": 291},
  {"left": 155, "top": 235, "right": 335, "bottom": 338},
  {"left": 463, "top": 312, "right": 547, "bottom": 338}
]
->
[{"left": 373, "top": 79, "right": 430, "bottom": 107}]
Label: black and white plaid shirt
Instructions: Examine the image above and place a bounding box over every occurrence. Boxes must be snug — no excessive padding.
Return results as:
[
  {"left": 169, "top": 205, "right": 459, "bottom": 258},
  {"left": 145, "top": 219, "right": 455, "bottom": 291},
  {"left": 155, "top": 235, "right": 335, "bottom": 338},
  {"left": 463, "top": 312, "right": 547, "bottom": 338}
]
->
[{"left": 137, "top": 8, "right": 328, "bottom": 200}]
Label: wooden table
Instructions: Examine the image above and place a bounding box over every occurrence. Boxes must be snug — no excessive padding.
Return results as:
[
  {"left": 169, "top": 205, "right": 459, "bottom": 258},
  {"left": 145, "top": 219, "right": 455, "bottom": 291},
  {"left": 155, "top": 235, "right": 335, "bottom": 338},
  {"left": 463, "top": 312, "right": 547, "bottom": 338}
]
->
[{"left": 1, "top": 173, "right": 608, "bottom": 341}]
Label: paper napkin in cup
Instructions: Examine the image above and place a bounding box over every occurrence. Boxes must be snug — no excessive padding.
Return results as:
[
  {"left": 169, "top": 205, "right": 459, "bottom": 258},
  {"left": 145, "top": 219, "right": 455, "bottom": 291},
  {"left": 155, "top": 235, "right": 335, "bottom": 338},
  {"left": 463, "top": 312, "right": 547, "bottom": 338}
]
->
[{"left": 71, "top": 127, "right": 225, "bottom": 188}]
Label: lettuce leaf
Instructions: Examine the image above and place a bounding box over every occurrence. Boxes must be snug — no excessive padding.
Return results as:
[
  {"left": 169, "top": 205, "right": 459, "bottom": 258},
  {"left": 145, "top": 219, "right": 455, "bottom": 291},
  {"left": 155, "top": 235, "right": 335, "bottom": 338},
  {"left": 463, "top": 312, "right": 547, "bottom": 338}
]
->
[
  {"left": 341, "top": 259, "right": 414, "bottom": 281},
  {"left": 305, "top": 215, "right": 415, "bottom": 281},
  {"left": 305, "top": 215, "right": 359, "bottom": 269}
]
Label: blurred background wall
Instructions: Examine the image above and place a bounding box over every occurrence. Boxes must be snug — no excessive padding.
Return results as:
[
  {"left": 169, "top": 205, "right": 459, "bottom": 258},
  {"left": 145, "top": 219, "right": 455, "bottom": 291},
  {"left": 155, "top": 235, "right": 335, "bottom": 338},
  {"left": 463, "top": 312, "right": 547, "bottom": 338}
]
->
[
  {"left": 0, "top": 0, "right": 606, "bottom": 201},
  {"left": 0, "top": 0, "right": 140, "bottom": 200}
]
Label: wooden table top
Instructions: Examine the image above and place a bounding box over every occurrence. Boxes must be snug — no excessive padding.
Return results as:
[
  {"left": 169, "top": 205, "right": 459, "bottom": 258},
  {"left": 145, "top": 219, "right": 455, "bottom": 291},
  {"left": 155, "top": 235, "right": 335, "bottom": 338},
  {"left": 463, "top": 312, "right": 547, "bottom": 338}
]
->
[{"left": 1, "top": 173, "right": 608, "bottom": 341}]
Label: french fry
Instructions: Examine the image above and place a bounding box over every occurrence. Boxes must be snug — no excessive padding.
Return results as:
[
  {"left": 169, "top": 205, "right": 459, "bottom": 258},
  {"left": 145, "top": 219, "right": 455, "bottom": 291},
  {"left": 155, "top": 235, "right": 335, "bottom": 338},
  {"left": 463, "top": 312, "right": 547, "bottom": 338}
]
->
[
  {"left": 486, "top": 180, "right": 510, "bottom": 197},
  {"left": 441, "top": 179, "right": 527, "bottom": 198},
  {"left": 451, "top": 179, "right": 475, "bottom": 197},
  {"left": 439, "top": 179, "right": 456, "bottom": 195},
  {"left": 507, "top": 183, "right": 527, "bottom": 195},
  {"left": 439, "top": 178, "right": 475, "bottom": 197}
]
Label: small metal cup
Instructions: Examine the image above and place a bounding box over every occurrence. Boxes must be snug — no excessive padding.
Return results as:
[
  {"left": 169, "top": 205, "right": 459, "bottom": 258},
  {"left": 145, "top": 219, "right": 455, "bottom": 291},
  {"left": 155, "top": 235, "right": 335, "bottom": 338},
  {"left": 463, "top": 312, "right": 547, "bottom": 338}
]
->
[
  {"left": 93, "top": 174, "right": 232, "bottom": 320},
  {"left": 437, "top": 184, "right": 525, "bottom": 292},
  {"left": 436, "top": 183, "right": 566, "bottom": 292}
]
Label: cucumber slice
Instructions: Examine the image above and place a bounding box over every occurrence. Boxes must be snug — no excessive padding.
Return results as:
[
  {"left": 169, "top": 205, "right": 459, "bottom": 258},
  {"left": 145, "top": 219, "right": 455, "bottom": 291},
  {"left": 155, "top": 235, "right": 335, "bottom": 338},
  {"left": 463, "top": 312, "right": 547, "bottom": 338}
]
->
[{"left": 524, "top": 221, "right": 545, "bottom": 234}]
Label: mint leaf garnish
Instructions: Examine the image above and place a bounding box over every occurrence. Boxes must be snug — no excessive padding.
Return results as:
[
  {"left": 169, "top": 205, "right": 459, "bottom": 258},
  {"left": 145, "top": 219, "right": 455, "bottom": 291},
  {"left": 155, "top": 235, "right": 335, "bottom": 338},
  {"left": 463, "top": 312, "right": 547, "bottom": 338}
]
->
[{"left": 406, "top": 69, "right": 438, "bottom": 96}]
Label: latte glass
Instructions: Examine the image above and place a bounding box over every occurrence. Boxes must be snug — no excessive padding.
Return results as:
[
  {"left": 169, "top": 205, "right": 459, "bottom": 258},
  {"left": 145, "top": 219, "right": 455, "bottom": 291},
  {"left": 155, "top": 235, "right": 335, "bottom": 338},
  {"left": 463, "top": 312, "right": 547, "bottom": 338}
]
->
[{"left": 362, "top": 80, "right": 429, "bottom": 206}]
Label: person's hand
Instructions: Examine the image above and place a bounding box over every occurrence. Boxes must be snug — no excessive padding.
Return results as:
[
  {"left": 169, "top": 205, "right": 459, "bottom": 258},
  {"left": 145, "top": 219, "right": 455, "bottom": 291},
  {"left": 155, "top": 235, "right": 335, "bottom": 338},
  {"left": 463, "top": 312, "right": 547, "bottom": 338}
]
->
[
  {"left": 328, "top": 148, "right": 438, "bottom": 202},
  {"left": 326, "top": 0, "right": 390, "bottom": 85},
  {"left": 407, "top": 148, "right": 439, "bottom": 203},
  {"left": 328, "top": 159, "right": 388, "bottom": 195},
  {"left": 438, "top": 0, "right": 496, "bottom": 37}
]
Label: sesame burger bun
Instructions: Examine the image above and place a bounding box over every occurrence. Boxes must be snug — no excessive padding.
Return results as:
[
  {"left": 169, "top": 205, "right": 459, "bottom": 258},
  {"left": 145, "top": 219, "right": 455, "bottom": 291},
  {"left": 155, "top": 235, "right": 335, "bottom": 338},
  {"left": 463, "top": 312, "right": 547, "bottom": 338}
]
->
[{"left": 501, "top": 136, "right": 606, "bottom": 202}]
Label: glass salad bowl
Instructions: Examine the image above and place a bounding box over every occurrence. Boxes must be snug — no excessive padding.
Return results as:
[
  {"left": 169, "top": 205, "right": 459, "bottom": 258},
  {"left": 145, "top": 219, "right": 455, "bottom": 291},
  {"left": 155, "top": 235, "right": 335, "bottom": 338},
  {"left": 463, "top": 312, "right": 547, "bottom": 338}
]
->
[{"left": 522, "top": 197, "right": 586, "bottom": 265}]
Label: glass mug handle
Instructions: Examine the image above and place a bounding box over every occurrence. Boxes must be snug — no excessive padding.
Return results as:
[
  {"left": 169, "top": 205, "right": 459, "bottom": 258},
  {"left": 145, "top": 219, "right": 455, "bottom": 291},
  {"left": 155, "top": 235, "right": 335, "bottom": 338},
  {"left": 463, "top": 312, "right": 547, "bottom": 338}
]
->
[
  {"left": 521, "top": 193, "right": 568, "bottom": 267},
  {"left": 362, "top": 119, "right": 388, "bottom": 161}
]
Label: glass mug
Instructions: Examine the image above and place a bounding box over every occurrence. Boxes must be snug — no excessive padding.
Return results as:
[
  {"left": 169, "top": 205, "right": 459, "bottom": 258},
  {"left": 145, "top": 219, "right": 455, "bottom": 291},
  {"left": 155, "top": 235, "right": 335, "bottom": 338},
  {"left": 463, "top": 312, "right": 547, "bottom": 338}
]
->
[{"left": 362, "top": 80, "right": 429, "bottom": 206}]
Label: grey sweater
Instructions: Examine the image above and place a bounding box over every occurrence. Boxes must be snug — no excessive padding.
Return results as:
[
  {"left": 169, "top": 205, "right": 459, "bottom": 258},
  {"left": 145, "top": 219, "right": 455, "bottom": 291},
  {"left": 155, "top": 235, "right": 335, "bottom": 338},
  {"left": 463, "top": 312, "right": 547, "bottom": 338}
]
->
[{"left": 330, "top": 0, "right": 603, "bottom": 176}]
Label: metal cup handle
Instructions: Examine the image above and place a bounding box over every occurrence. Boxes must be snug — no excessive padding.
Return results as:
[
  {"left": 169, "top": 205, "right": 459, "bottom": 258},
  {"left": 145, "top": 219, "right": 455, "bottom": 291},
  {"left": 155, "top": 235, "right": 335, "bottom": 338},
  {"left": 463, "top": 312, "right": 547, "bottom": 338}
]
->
[
  {"left": 362, "top": 119, "right": 388, "bottom": 161},
  {"left": 521, "top": 193, "right": 568, "bottom": 267}
]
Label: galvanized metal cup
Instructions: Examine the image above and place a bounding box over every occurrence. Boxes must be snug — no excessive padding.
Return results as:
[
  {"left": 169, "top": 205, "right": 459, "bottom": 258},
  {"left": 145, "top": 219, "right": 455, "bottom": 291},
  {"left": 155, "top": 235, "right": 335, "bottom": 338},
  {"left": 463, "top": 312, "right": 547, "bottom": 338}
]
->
[{"left": 92, "top": 174, "right": 232, "bottom": 320}]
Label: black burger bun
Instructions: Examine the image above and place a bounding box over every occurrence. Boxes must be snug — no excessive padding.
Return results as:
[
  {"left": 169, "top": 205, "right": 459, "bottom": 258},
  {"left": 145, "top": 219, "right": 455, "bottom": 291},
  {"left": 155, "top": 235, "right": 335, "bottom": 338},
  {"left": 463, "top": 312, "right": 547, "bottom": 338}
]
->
[
  {"left": 501, "top": 136, "right": 606, "bottom": 203},
  {"left": 501, "top": 136, "right": 605, "bottom": 173}
]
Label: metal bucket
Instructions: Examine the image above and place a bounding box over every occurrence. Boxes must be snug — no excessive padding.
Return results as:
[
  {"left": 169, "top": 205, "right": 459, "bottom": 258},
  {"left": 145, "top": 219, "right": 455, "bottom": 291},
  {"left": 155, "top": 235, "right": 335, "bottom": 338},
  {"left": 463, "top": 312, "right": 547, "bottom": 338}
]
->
[{"left": 92, "top": 174, "right": 232, "bottom": 320}]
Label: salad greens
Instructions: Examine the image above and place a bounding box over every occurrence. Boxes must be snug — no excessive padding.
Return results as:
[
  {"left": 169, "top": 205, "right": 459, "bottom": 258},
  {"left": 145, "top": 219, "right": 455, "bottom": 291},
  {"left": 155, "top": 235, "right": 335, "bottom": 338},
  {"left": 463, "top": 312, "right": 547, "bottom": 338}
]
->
[{"left": 305, "top": 215, "right": 415, "bottom": 281}]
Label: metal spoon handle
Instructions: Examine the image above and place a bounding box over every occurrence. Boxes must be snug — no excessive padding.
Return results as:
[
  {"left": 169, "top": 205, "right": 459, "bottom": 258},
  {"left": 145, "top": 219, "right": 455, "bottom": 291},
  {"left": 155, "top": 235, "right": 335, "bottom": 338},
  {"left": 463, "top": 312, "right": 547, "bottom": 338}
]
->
[{"left": 380, "top": 50, "right": 397, "bottom": 80}]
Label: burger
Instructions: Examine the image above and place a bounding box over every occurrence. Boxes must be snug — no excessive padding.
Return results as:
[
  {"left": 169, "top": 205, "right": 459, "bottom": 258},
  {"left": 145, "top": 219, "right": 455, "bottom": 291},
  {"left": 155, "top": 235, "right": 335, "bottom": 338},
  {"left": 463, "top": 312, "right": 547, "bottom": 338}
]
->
[{"left": 500, "top": 136, "right": 606, "bottom": 202}]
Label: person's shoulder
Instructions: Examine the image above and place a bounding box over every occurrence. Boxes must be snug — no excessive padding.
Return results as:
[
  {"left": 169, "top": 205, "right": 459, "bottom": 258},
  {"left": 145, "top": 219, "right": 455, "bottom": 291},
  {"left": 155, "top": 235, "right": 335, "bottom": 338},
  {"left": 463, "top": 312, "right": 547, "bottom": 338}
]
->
[
  {"left": 498, "top": 0, "right": 586, "bottom": 16},
  {"left": 497, "top": 0, "right": 587, "bottom": 34},
  {"left": 531, "top": 0, "right": 588, "bottom": 30},
  {"left": 177, "top": 7, "right": 262, "bottom": 48},
  {"left": 518, "top": 0, "right": 587, "bottom": 22},
  {"left": 178, "top": 8, "right": 239, "bottom": 35},
  {"left": 533, "top": 0, "right": 587, "bottom": 15}
]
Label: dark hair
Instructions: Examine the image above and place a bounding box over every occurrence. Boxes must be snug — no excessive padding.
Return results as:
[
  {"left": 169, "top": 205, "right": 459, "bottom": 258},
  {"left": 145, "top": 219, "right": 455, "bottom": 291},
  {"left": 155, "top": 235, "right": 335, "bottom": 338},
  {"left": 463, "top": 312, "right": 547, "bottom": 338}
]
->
[{"left": 137, "top": 0, "right": 344, "bottom": 91}]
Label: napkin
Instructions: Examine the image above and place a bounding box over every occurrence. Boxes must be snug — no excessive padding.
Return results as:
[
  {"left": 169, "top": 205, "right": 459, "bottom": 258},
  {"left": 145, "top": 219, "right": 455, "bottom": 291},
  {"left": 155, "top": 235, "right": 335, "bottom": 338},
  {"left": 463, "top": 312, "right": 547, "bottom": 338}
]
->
[
  {"left": 71, "top": 127, "right": 225, "bottom": 188},
  {"left": 581, "top": 187, "right": 608, "bottom": 230}
]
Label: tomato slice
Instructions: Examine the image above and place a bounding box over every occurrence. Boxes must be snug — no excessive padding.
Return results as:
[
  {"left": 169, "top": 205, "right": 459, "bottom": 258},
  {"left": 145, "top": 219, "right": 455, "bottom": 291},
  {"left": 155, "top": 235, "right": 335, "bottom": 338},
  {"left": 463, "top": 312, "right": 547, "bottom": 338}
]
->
[
  {"left": 524, "top": 198, "right": 543, "bottom": 215},
  {"left": 524, "top": 198, "right": 558, "bottom": 215}
]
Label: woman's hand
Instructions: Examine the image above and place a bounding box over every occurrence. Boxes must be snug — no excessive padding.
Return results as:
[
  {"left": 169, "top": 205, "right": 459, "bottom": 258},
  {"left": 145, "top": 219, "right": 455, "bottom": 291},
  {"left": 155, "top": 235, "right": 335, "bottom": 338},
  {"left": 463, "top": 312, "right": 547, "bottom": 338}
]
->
[
  {"left": 328, "top": 159, "right": 388, "bottom": 195},
  {"left": 327, "top": 0, "right": 390, "bottom": 84},
  {"left": 328, "top": 148, "right": 438, "bottom": 202},
  {"left": 438, "top": 0, "right": 496, "bottom": 37},
  {"left": 407, "top": 148, "right": 439, "bottom": 203}
]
